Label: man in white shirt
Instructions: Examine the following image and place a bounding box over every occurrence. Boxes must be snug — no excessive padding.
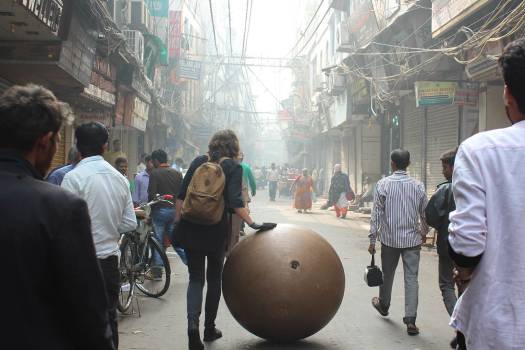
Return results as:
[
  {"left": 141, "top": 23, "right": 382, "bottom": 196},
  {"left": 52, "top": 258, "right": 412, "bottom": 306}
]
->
[
  {"left": 62, "top": 122, "right": 136, "bottom": 349},
  {"left": 448, "top": 38, "right": 525, "bottom": 350}
]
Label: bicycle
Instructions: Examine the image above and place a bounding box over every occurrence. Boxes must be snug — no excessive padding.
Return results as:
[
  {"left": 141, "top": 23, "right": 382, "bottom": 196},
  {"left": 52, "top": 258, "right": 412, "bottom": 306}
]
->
[{"left": 118, "top": 194, "right": 173, "bottom": 314}]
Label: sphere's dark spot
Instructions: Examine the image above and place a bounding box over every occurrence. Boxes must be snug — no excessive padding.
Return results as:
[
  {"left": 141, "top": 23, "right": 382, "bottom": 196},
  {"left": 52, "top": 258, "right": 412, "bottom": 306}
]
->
[
  {"left": 290, "top": 260, "right": 300, "bottom": 269},
  {"left": 205, "top": 179, "right": 211, "bottom": 186}
]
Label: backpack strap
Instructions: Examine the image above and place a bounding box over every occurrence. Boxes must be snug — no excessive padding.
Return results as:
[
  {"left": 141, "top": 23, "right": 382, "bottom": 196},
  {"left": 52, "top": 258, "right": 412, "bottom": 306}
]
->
[{"left": 218, "top": 157, "right": 231, "bottom": 164}]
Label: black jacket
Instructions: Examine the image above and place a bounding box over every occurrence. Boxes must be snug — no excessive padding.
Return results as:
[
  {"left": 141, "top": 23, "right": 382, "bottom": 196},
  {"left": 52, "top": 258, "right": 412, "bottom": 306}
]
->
[
  {"left": 175, "top": 155, "right": 244, "bottom": 253},
  {"left": 0, "top": 152, "right": 114, "bottom": 350},
  {"left": 425, "top": 181, "right": 455, "bottom": 256}
]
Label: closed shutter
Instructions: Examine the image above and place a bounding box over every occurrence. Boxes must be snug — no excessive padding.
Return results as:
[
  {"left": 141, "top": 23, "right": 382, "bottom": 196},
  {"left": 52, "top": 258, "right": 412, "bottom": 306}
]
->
[
  {"left": 426, "top": 105, "right": 459, "bottom": 196},
  {"left": 402, "top": 97, "right": 424, "bottom": 181},
  {"left": 50, "top": 127, "right": 67, "bottom": 169}
]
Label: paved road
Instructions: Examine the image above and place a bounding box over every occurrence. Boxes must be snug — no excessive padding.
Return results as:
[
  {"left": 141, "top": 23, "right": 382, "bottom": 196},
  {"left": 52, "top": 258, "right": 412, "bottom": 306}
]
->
[{"left": 119, "top": 195, "right": 454, "bottom": 350}]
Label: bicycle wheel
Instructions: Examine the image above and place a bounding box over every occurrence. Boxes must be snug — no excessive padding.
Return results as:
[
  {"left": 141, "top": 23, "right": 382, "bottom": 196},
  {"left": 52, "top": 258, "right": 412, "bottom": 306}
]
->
[
  {"left": 136, "top": 236, "right": 171, "bottom": 298},
  {"left": 118, "top": 235, "right": 136, "bottom": 313}
]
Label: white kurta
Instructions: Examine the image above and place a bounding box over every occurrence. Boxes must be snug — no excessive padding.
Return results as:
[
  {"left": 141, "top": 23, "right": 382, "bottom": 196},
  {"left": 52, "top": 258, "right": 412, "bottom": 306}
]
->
[{"left": 449, "top": 120, "right": 525, "bottom": 349}]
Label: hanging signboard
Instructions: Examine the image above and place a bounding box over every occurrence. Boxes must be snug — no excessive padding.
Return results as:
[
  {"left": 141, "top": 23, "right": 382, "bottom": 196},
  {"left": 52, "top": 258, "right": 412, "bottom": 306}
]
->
[
  {"left": 148, "top": 0, "right": 169, "bottom": 18},
  {"left": 348, "top": 0, "right": 380, "bottom": 49},
  {"left": 455, "top": 82, "right": 479, "bottom": 107},
  {"left": 169, "top": 11, "right": 182, "bottom": 59},
  {"left": 415, "top": 81, "right": 457, "bottom": 107},
  {"left": 177, "top": 58, "right": 202, "bottom": 80},
  {"left": 432, "top": 0, "right": 490, "bottom": 38}
]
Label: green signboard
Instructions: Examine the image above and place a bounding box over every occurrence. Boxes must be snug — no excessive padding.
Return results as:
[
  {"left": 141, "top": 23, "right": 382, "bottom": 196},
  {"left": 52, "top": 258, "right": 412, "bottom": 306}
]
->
[{"left": 148, "top": 0, "right": 169, "bottom": 18}]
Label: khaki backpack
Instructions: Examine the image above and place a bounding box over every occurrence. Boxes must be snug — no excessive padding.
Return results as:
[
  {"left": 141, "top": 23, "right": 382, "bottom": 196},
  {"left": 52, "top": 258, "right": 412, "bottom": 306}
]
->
[{"left": 181, "top": 156, "right": 229, "bottom": 225}]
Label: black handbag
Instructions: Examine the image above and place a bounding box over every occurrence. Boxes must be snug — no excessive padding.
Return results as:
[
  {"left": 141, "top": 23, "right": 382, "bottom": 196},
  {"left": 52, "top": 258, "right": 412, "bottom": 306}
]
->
[{"left": 364, "top": 254, "right": 383, "bottom": 287}]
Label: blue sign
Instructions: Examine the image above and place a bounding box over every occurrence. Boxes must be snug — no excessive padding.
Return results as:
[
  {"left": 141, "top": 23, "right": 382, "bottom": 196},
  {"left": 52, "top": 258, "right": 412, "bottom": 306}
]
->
[{"left": 148, "top": 0, "right": 169, "bottom": 18}]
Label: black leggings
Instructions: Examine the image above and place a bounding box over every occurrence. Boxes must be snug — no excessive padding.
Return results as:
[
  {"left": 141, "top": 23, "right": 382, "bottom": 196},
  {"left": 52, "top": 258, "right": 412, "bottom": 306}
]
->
[{"left": 186, "top": 251, "right": 225, "bottom": 328}]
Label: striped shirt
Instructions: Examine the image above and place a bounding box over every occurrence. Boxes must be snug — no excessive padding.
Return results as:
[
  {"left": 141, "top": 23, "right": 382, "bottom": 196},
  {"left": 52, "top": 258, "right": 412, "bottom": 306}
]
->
[{"left": 369, "top": 171, "right": 428, "bottom": 248}]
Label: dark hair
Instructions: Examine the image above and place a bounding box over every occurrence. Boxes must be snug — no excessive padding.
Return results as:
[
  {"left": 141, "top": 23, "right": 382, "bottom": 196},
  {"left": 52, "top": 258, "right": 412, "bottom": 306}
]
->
[
  {"left": 208, "top": 129, "right": 240, "bottom": 161},
  {"left": 151, "top": 149, "right": 168, "bottom": 163},
  {"left": 440, "top": 148, "right": 457, "bottom": 166},
  {"left": 115, "top": 157, "right": 128, "bottom": 167},
  {"left": 499, "top": 39, "right": 525, "bottom": 114},
  {"left": 75, "top": 122, "right": 109, "bottom": 157},
  {"left": 145, "top": 155, "right": 152, "bottom": 162},
  {"left": 0, "top": 84, "right": 63, "bottom": 152},
  {"left": 391, "top": 149, "right": 410, "bottom": 170}
]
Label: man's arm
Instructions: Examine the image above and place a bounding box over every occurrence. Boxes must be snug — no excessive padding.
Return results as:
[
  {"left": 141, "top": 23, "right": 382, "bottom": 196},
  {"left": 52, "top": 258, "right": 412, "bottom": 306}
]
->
[
  {"left": 368, "top": 182, "right": 384, "bottom": 252},
  {"left": 51, "top": 198, "right": 115, "bottom": 350},
  {"left": 448, "top": 144, "right": 487, "bottom": 268},
  {"left": 118, "top": 185, "right": 137, "bottom": 233},
  {"left": 418, "top": 183, "right": 429, "bottom": 238}
]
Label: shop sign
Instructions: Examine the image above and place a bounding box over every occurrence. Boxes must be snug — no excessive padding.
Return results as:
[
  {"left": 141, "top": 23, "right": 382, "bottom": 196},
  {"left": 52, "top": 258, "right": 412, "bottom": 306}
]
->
[
  {"left": 20, "top": 0, "right": 63, "bottom": 36},
  {"left": 177, "top": 58, "right": 202, "bottom": 80},
  {"left": 432, "top": 0, "right": 490, "bottom": 38},
  {"left": 84, "top": 84, "right": 116, "bottom": 105},
  {"left": 169, "top": 11, "right": 182, "bottom": 59},
  {"left": 132, "top": 97, "right": 149, "bottom": 131},
  {"left": 465, "top": 40, "right": 503, "bottom": 80},
  {"left": 348, "top": 0, "right": 379, "bottom": 49},
  {"left": 148, "top": 0, "right": 169, "bottom": 18},
  {"left": 415, "top": 81, "right": 457, "bottom": 107},
  {"left": 76, "top": 111, "right": 112, "bottom": 128}
]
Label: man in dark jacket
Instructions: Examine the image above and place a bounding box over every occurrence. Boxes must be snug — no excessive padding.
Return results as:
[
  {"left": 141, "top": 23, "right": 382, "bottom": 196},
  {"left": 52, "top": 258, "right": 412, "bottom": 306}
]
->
[
  {"left": 0, "top": 85, "right": 114, "bottom": 350},
  {"left": 425, "top": 149, "right": 457, "bottom": 317}
]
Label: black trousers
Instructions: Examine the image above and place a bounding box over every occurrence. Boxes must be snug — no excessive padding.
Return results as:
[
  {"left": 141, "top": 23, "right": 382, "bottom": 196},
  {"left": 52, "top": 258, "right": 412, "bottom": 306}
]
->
[
  {"left": 186, "top": 251, "right": 225, "bottom": 328},
  {"left": 457, "top": 331, "right": 467, "bottom": 350},
  {"left": 99, "top": 256, "right": 120, "bottom": 349}
]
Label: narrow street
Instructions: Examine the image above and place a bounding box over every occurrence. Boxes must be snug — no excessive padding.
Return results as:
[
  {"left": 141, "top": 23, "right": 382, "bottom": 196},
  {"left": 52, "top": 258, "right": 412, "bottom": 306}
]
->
[{"left": 120, "top": 194, "right": 453, "bottom": 350}]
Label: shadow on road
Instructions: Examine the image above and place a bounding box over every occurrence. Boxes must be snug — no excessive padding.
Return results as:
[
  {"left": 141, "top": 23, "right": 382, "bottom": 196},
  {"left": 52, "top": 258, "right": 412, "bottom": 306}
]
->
[{"left": 240, "top": 339, "right": 339, "bottom": 350}]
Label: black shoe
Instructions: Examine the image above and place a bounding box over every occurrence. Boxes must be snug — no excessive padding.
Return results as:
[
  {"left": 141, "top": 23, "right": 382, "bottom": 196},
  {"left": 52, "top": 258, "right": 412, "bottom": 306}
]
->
[
  {"left": 203, "top": 327, "right": 222, "bottom": 342},
  {"left": 188, "top": 329, "right": 204, "bottom": 350},
  {"left": 450, "top": 336, "right": 458, "bottom": 349}
]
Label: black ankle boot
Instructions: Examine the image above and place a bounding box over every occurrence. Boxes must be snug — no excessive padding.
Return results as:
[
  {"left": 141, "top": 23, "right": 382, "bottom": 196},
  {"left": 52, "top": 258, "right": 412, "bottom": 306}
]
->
[
  {"left": 203, "top": 327, "right": 222, "bottom": 342},
  {"left": 188, "top": 324, "right": 204, "bottom": 350}
]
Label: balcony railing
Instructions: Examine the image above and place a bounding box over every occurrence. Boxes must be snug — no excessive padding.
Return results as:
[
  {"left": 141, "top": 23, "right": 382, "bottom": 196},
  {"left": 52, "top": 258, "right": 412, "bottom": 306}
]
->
[{"left": 18, "top": 0, "right": 63, "bottom": 35}]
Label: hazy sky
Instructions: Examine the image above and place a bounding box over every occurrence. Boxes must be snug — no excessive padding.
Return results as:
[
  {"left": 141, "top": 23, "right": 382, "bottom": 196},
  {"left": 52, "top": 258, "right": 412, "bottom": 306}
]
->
[{"left": 209, "top": 0, "right": 312, "bottom": 134}]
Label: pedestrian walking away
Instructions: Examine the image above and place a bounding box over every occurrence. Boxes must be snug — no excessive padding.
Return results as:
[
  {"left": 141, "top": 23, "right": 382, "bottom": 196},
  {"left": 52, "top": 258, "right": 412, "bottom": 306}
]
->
[
  {"left": 172, "top": 129, "right": 276, "bottom": 350},
  {"left": 148, "top": 149, "right": 187, "bottom": 270},
  {"left": 132, "top": 155, "right": 154, "bottom": 206},
  {"left": 62, "top": 122, "right": 137, "bottom": 349},
  {"left": 326, "top": 164, "right": 354, "bottom": 218},
  {"left": 267, "top": 162, "right": 279, "bottom": 201},
  {"left": 0, "top": 85, "right": 115, "bottom": 350},
  {"left": 448, "top": 39, "right": 525, "bottom": 350},
  {"left": 368, "top": 149, "right": 428, "bottom": 336}
]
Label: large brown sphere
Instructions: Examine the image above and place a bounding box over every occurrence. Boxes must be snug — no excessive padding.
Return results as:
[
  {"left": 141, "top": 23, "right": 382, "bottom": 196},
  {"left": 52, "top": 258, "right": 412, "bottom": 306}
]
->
[{"left": 222, "top": 224, "right": 345, "bottom": 342}]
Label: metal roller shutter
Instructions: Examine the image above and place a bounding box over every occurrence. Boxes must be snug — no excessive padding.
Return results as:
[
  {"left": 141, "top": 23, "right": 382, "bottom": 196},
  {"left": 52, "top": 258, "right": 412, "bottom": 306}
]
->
[
  {"left": 426, "top": 105, "right": 459, "bottom": 196},
  {"left": 402, "top": 97, "right": 424, "bottom": 182}
]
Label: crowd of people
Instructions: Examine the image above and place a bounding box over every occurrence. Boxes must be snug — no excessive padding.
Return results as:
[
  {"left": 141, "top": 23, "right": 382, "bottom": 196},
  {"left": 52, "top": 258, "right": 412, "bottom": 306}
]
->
[{"left": 2, "top": 39, "right": 525, "bottom": 350}]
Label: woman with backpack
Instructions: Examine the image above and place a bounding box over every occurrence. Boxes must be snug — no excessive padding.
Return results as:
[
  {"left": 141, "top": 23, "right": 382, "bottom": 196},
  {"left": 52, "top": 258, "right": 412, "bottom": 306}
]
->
[{"left": 174, "top": 129, "right": 275, "bottom": 350}]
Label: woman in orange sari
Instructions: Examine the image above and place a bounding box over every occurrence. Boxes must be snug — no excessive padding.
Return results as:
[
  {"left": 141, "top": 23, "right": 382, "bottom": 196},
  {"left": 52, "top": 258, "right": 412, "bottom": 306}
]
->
[{"left": 293, "top": 169, "right": 313, "bottom": 213}]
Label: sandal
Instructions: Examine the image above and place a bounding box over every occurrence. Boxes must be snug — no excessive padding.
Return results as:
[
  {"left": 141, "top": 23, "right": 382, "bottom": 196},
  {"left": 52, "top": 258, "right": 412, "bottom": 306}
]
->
[
  {"left": 406, "top": 324, "right": 419, "bottom": 336},
  {"left": 371, "top": 297, "right": 389, "bottom": 316}
]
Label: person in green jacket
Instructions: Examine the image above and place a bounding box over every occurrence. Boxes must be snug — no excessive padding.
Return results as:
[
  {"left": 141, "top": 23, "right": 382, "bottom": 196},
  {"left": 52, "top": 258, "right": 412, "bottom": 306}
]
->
[{"left": 233, "top": 154, "right": 256, "bottom": 240}]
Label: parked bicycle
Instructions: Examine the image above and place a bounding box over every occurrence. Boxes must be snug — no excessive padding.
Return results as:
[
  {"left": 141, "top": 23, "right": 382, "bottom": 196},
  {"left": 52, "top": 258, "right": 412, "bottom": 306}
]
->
[{"left": 118, "top": 194, "right": 173, "bottom": 314}]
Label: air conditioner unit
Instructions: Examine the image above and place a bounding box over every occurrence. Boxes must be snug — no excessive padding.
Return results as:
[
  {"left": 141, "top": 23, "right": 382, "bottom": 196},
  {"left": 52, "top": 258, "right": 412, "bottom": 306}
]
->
[
  {"left": 328, "top": 72, "right": 346, "bottom": 96},
  {"left": 127, "top": 0, "right": 151, "bottom": 32},
  {"left": 123, "top": 30, "right": 144, "bottom": 64}
]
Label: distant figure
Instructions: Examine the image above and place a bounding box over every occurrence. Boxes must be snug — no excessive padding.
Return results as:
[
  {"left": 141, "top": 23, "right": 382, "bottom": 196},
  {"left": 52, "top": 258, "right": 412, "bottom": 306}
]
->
[
  {"left": 46, "top": 146, "right": 81, "bottom": 185},
  {"left": 293, "top": 168, "right": 313, "bottom": 213},
  {"left": 115, "top": 157, "right": 128, "bottom": 177},
  {"left": 172, "top": 157, "right": 184, "bottom": 172},
  {"left": 326, "top": 164, "right": 353, "bottom": 218},
  {"left": 318, "top": 168, "right": 325, "bottom": 195},
  {"left": 267, "top": 163, "right": 279, "bottom": 201},
  {"left": 0, "top": 84, "right": 114, "bottom": 350},
  {"left": 137, "top": 153, "right": 148, "bottom": 173},
  {"left": 368, "top": 149, "right": 428, "bottom": 336},
  {"left": 132, "top": 155, "right": 154, "bottom": 206},
  {"left": 311, "top": 168, "right": 319, "bottom": 202},
  {"left": 104, "top": 139, "right": 127, "bottom": 169}
]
